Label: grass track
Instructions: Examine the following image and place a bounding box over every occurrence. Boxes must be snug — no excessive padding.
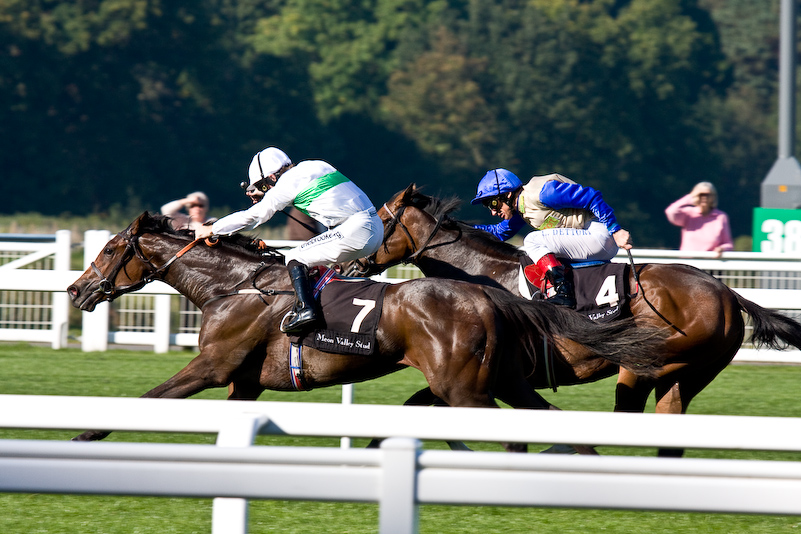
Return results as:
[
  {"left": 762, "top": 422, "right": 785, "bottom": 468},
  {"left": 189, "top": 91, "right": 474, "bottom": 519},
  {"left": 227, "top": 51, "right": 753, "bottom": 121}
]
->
[{"left": 1, "top": 344, "right": 800, "bottom": 533}]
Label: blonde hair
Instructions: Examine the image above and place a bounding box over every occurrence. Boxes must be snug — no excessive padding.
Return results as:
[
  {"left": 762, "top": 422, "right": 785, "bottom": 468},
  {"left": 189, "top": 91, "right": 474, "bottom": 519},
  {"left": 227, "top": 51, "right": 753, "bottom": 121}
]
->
[
  {"left": 691, "top": 182, "right": 717, "bottom": 208},
  {"left": 187, "top": 191, "right": 209, "bottom": 208}
]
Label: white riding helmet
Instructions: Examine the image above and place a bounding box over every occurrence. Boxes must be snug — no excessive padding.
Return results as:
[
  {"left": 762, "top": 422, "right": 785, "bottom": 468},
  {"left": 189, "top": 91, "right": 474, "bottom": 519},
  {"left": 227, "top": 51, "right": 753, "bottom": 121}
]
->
[{"left": 247, "top": 147, "right": 292, "bottom": 187}]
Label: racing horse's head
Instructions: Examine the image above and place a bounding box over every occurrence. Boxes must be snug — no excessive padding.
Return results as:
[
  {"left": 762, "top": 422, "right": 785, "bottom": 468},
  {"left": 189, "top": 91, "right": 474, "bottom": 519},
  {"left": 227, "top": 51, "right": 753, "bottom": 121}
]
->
[
  {"left": 345, "top": 184, "right": 451, "bottom": 276},
  {"left": 67, "top": 212, "right": 176, "bottom": 311}
]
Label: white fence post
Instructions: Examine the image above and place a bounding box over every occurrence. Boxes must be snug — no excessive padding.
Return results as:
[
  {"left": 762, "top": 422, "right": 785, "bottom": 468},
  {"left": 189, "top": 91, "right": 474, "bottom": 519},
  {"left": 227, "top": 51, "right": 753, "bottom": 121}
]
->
[
  {"left": 153, "top": 294, "right": 172, "bottom": 353},
  {"left": 340, "top": 384, "right": 354, "bottom": 448},
  {"left": 379, "top": 438, "right": 420, "bottom": 534},
  {"left": 212, "top": 415, "right": 271, "bottom": 534},
  {"left": 51, "top": 230, "right": 71, "bottom": 349},
  {"left": 81, "top": 230, "right": 111, "bottom": 352}
]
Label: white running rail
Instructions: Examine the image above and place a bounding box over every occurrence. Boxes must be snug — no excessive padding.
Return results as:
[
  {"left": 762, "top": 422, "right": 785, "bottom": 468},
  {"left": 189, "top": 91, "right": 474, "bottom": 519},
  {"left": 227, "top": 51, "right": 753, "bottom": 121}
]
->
[{"left": 0, "top": 396, "right": 800, "bottom": 534}]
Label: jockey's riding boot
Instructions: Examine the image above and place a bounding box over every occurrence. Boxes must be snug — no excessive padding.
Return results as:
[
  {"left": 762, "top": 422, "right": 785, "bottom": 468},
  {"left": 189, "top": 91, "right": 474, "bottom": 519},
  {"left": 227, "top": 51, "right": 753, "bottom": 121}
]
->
[
  {"left": 281, "top": 260, "right": 319, "bottom": 334},
  {"left": 536, "top": 253, "right": 576, "bottom": 308}
]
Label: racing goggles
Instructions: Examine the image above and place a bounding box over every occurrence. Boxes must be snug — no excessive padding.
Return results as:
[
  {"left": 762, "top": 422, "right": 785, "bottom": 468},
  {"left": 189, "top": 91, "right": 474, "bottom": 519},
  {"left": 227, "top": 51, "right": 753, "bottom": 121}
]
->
[
  {"left": 482, "top": 196, "right": 505, "bottom": 211},
  {"left": 239, "top": 176, "right": 275, "bottom": 193}
]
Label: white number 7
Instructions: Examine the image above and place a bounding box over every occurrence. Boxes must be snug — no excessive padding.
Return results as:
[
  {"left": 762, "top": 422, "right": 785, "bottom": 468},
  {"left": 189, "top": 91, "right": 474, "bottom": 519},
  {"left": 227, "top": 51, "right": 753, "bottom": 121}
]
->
[{"left": 351, "top": 298, "right": 377, "bottom": 332}]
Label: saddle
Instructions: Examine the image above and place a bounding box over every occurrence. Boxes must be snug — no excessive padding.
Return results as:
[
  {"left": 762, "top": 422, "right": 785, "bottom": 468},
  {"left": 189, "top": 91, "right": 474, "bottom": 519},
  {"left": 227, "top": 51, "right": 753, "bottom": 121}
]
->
[
  {"left": 289, "top": 268, "right": 388, "bottom": 356},
  {"left": 519, "top": 257, "right": 630, "bottom": 323}
]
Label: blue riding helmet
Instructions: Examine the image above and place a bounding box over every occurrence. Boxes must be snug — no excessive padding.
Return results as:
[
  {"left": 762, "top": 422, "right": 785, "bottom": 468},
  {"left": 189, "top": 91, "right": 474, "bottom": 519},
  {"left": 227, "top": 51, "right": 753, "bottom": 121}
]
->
[{"left": 471, "top": 169, "right": 523, "bottom": 205}]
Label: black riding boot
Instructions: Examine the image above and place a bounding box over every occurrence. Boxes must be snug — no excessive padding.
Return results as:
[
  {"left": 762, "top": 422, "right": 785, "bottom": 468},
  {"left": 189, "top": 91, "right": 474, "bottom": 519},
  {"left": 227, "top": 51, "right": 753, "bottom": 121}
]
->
[
  {"left": 544, "top": 265, "right": 577, "bottom": 308},
  {"left": 281, "top": 260, "right": 319, "bottom": 334}
]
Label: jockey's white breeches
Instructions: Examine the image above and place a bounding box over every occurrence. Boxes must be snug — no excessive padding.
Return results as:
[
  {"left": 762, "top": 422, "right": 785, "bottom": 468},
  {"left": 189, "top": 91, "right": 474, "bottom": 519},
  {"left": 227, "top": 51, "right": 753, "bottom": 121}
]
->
[
  {"left": 523, "top": 220, "right": 618, "bottom": 263},
  {"left": 283, "top": 208, "right": 383, "bottom": 267}
]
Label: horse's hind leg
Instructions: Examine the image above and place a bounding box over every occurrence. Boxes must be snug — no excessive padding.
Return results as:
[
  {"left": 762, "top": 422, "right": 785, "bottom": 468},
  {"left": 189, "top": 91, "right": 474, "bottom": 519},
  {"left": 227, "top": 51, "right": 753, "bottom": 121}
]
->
[
  {"left": 614, "top": 368, "right": 654, "bottom": 413},
  {"left": 496, "top": 378, "right": 599, "bottom": 455},
  {"left": 227, "top": 380, "right": 265, "bottom": 401},
  {"left": 653, "top": 381, "right": 685, "bottom": 457},
  {"left": 403, "top": 387, "right": 448, "bottom": 407},
  {"left": 426, "top": 374, "right": 525, "bottom": 452},
  {"left": 366, "top": 388, "right": 451, "bottom": 449},
  {"left": 652, "top": 346, "right": 735, "bottom": 457}
]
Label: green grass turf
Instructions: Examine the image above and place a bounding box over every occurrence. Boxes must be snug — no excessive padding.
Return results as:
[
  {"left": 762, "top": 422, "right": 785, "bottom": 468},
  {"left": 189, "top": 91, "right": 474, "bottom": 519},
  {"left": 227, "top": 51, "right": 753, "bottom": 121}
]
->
[{"left": 1, "top": 344, "right": 800, "bottom": 533}]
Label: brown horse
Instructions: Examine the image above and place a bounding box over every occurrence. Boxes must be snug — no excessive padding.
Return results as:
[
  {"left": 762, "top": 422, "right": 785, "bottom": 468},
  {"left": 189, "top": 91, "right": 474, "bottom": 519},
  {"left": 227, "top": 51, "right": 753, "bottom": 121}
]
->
[
  {"left": 67, "top": 212, "right": 666, "bottom": 449},
  {"left": 347, "top": 185, "right": 801, "bottom": 455}
]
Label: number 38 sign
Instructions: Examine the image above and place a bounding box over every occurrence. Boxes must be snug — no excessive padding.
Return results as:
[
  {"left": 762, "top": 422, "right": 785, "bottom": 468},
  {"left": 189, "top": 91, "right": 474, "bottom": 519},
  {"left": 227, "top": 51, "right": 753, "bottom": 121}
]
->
[{"left": 752, "top": 207, "right": 801, "bottom": 253}]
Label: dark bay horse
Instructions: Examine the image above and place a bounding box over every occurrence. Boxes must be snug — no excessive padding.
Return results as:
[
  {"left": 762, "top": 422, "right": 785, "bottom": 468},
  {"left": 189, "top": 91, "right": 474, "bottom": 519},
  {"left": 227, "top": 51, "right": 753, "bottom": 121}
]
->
[
  {"left": 348, "top": 185, "right": 801, "bottom": 455},
  {"left": 67, "top": 212, "right": 666, "bottom": 449}
]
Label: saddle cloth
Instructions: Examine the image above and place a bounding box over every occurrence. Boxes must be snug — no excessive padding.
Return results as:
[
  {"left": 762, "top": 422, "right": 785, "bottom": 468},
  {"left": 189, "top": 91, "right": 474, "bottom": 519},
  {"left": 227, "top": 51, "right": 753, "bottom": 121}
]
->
[
  {"left": 290, "top": 270, "right": 388, "bottom": 356},
  {"left": 520, "top": 257, "right": 629, "bottom": 323}
]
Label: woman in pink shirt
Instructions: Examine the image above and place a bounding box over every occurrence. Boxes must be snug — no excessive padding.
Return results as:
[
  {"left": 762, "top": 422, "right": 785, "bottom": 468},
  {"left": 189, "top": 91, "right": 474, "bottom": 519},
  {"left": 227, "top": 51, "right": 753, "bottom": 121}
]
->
[{"left": 665, "top": 182, "right": 733, "bottom": 257}]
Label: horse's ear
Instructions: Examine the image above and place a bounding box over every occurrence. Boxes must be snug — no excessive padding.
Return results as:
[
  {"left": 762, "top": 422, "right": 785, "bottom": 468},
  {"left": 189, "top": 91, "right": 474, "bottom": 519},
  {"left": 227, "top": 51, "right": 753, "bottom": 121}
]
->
[
  {"left": 126, "top": 211, "right": 153, "bottom": 237},
  {"left": 401, "top": 183, "right": 416, "bottom": 204}
]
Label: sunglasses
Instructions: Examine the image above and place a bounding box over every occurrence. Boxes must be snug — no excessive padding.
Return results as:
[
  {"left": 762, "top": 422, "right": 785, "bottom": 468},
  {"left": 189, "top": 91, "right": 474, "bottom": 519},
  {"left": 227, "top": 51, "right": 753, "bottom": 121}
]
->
[
  {"left": 188, "top": 203, "right": 206, "bottom": 208},
  {"left": 482, "top": 197, "right": 504, "bottom": 210}
]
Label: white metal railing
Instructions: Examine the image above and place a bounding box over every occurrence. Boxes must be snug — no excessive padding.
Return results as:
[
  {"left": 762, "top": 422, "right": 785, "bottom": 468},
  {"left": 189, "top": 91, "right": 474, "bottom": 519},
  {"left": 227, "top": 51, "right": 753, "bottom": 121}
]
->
[
  {"left": 0, "top": 231, "right": 71, "bottom": 349},
  {"left": 0, "top": 395, "right": 800, "bottom": 534},
  {"left": 1, "top": 232, "right": 801, "bottom": 362}
]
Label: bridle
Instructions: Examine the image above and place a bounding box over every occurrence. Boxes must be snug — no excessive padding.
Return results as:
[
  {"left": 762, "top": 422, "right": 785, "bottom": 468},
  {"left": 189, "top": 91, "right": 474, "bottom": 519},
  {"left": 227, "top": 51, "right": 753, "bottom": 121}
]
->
[
  {"left": 90, "top": 232, "right": 295, "bottom": 307},
  {"left": 90, "top": 233, "right": 202, "bottom": 296},
  {"left": 351, "top": 201, "right": 448, "bottom": 276}
]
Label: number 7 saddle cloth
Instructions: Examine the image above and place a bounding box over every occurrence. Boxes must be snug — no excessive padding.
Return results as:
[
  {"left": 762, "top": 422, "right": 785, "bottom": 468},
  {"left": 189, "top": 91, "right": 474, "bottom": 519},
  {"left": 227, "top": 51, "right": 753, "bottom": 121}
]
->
[{"left": 289, "top": 269, "right": 389, "bottom": 356}]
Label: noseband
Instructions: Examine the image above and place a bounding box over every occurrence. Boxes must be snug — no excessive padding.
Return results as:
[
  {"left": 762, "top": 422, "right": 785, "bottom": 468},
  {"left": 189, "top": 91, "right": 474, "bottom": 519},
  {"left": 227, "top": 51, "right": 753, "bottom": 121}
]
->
[{"left": 91, "top": 234, "right": 201, "bottom": 296}]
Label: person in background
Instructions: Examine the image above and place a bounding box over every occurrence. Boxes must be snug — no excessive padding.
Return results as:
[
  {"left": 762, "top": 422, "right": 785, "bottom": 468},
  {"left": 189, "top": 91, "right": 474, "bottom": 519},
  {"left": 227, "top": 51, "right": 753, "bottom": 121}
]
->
[
  {"left": 472, "top": 168, "right": 632, "bottom": 308},
  {"left": 160, "top": 192, "right": 215, "bottom": 234},
  {"left": 665, "top": 182, "right": 733, "bottom": 258},
  {"left": 195, "top": 147, "right": 382, "bottom": 333}
]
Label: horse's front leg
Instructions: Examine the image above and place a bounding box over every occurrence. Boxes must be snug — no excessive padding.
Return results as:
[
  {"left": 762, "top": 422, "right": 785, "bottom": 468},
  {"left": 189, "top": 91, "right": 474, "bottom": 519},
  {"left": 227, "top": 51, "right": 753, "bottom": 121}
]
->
[{"left": 72, "top": 343, "right": 257, "bottom": 441}]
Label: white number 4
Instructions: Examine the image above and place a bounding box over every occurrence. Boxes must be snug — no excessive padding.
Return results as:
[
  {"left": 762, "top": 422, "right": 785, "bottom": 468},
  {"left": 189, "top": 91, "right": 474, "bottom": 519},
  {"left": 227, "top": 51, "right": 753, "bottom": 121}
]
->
[
  {"left": 351, "top": 298, "right": 377, "bottom": 332},
  {"left": 595, "top": 275, "right": 619, "bottom": 307}
]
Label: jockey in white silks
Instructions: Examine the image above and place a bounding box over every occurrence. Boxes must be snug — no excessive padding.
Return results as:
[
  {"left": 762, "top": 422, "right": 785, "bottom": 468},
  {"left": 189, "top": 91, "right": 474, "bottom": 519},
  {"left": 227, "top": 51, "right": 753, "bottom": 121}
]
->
[{"left": 196, "top": 147, "right": 382, "bottom": 333}]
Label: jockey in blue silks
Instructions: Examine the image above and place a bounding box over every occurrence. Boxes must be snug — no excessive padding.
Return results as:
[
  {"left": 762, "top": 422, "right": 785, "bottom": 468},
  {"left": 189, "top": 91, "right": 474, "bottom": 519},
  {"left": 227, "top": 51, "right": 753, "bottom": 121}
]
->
[{"left": 472, "top": 169, "right": 632, "bottom": 308}]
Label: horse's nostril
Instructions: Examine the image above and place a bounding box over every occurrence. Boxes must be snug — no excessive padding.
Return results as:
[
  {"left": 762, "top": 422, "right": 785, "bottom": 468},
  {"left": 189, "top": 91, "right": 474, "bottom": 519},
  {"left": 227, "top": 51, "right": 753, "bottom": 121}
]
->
[{"left": 67, "top": 285, "right": 78, "bottom": 299}]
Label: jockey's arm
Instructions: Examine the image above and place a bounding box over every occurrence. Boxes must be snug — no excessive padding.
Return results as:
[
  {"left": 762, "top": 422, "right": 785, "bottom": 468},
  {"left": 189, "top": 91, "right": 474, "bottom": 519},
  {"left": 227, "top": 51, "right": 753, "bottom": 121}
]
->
[
  {"left": 474, "top": 213, "right": 526, "bottom": 241},
  {"left": 540, "top": 181, "right": 622, "bottom": 234}
]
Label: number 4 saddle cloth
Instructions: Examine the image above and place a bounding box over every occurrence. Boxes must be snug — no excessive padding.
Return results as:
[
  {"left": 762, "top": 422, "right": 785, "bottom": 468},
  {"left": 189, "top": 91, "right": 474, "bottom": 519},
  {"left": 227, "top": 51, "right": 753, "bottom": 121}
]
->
[
  {"left": 520, "top": 257, "right": 632, "bottom": 323},
  {"left": 289, "top": 268, "right": 389, "bottom": 356}
]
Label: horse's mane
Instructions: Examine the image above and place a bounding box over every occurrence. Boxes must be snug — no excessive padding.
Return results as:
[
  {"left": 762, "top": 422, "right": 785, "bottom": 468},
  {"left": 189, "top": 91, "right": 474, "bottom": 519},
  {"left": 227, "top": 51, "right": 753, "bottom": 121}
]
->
[
  {"left": 133, "top": 212, "right": 278, "bottom": 260},
  {"left": 405, "top": 188, "right": 525, "bottom": 259}
]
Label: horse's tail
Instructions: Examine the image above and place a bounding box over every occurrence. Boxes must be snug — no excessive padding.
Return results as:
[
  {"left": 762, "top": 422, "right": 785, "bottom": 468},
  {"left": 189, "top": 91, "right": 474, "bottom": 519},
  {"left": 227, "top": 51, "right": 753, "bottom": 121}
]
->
[
  {"left": 482, "top": 286, "right": 667, "bottom": 378},
  {"left": 735, "top": 292, "right": 801, "bottom": 351}
]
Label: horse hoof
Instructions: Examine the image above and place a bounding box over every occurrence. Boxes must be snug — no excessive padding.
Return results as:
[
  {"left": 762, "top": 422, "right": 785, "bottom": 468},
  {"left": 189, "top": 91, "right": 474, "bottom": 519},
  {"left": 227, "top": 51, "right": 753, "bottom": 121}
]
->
[{"left": 540, "top": 444, "right": 578, "bottom": 454}]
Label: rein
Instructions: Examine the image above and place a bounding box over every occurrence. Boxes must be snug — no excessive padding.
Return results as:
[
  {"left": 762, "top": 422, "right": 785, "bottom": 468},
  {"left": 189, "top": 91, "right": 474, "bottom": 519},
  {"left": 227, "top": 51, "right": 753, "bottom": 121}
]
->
[
  {"left": 200, "top": 261, "right": 295, "bottom": 309},
  {"left": 376, "top": 202, "right": 446, "bottom": 265},
  {"left": 92, "top": 236, "right": 204, "bottom": 296},
  {"left": 626, "top": 249, "right": 687, "bottom": 336}
]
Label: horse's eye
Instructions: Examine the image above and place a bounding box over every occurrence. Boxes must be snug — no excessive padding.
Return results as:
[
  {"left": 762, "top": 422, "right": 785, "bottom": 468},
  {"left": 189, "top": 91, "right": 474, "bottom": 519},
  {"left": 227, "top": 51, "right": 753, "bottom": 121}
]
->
[{"left": 104, "top": 247, "right": 113, "bottom": 255}]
